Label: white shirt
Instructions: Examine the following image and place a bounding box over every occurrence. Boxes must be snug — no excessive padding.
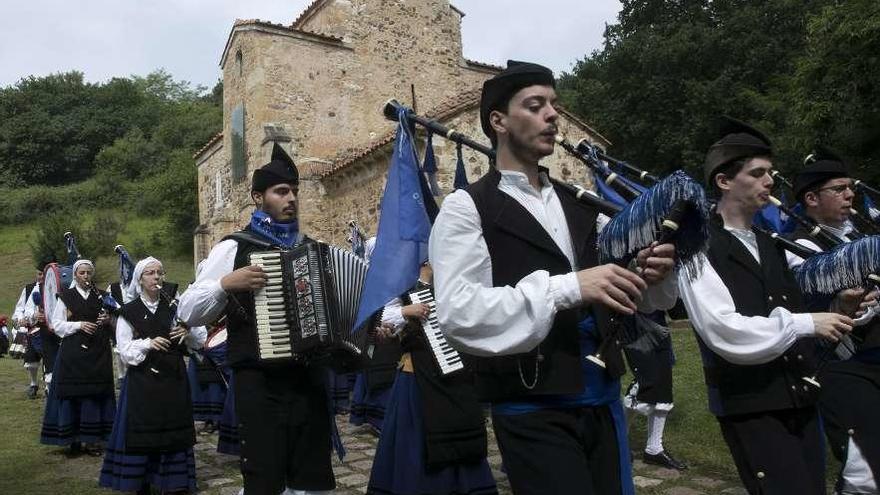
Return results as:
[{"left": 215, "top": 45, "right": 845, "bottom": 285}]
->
[
  {"left": 429, "top": 169, "right": 678, "bottom": 357},
  {"left": 179, "top": 240, "right": 238, "bottom": 328},
  {"left": 116, "top": 295, "right": 204, "bottom": 366},
  {"left": 678, "top": 228, "right": 815, "bottom": 366},
  {"left": 12, "top": 286, "right": 30, "bottom": 324}
]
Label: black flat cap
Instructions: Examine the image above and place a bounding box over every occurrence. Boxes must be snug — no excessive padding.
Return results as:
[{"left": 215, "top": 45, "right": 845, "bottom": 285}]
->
[
  {"left": 793, "top": 145, "right": 849, "bottom": 199},
  {"left": 480, "top": 60, "right": 555, "bottom": 142},
  {"left": 704, "top": 116, "right": 773, "bottom": 184}
]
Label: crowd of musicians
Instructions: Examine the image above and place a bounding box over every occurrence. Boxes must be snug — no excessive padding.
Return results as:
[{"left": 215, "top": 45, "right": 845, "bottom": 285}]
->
[{"left": 4, "top": 61, "right": 879, "bottom": 495}]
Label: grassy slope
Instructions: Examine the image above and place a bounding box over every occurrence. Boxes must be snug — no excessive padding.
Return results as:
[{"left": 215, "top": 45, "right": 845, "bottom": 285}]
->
[{"left": 0, "top": 221, "right": 195, "bottom": 316}]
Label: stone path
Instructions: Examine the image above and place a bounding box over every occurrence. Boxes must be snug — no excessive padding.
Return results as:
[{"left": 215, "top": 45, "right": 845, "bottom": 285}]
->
[{"left": 190, "top": 418, "right": 745, "bottom": 495}]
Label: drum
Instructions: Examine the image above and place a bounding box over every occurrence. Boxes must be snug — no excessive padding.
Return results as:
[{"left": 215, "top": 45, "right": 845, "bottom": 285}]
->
[{"left": 203, "top": 327, "right": 228, "bottom": 369}]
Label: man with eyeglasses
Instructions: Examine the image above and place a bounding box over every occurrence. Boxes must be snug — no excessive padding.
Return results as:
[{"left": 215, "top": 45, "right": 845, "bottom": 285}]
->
[
  {"left": 786, "top": 146, "right": 880, "bottom": 495},
  {"left": 789, "top": 146, "right": 860, "bottom": 255}
]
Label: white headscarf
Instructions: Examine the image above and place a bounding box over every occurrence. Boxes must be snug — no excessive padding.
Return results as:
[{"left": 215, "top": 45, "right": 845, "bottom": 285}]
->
[
  {"left": 69, "top": 259, "right": 94, "bottom": 288},
  {"left": 126, "top": 256, "right": 163, "bottom": 301}
]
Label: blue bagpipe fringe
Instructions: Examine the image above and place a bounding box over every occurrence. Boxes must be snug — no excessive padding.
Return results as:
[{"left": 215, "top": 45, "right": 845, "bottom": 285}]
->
[
  {"left": 186, "top": 357, "right": 226, "bottom": 422},
  {"left": 367, "top": 372, "right": 498, "bottom": 495},
  {"left": 216, "top": 372, "right": 239, "bottom": 456},
  {"left": 99, "top": 377, "right": 197, "bottom": 493},
  {"left": 350, "top": 372, "right": 391, "bottom": 430},
  {"left": 40, "top": 353, "right": 115, "bottom": 446}
]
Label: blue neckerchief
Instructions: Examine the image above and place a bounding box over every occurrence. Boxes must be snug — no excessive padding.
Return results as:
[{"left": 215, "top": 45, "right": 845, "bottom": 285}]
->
[{"left": 248, "top": 210, "right": 300, "bottom": 248}]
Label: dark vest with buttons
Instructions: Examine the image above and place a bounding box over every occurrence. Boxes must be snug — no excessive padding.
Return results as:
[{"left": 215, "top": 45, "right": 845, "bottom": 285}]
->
[
  {"left": 697, "top": 217, "right": 818, "bottom": 417},
  {"left": 464, "top": 167, "right": 620, "bottom": 402},
  {"left": 54, "top": 287, "right": 114, "bottom": 398}
]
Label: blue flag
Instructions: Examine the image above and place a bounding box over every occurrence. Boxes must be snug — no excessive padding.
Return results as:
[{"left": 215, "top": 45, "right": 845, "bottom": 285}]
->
[
  {"left": 754, "top": 191, "right": 797, "bottom": 233},
  {"left": 353, "top": 109, "right": 431, "bottom": 333},
  {"left": 453, "top": 142, "right": 469, "bottom": 190},
  {"left": 116, "top": 245, "right": 135, "bottom": 287},
  {"left": 348, "top": 221, "right": 367, "bottom": 259},
  {"left": 422, "top": 133, "right": 442, "bottom": 196},
  {"left": 865, "top": 194, "right": 880, "bottom": 222},
  {"left": 64, "top": 232, "right": 81, "bottom": 267}
]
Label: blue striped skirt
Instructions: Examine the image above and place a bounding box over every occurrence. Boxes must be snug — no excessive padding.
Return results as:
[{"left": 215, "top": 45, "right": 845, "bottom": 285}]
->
[
  {"left": 216, "top": 372, "right": 239, "bottom": 456},
  {"left": 99, "top": 377, "right": 197, "bottom": 493},
  {"left": 40, "top": 357, "right": 115, "bottom": 446},
  {"left": 350, "top": 372, "right": 391, "bottom": 431},
  {"left": 186, "top": 358, "right": 226, "bottom": 422},
  {"left": 367, "top": 372, "right": 497, "bottom": 495}
]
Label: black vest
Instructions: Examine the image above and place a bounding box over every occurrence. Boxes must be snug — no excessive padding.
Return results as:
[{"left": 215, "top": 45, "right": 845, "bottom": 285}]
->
[
  {"left": 54, "top": 287, "right": 114, "bottom": 398},
  {"left": 697, "top": 218, "right": 818, "bottom": 416},
  {"left": 121, "top": 298, "right": 195, "bottom": 452},
  {"left": 464, "top": 168, "right": 618, "bottom": 402}
]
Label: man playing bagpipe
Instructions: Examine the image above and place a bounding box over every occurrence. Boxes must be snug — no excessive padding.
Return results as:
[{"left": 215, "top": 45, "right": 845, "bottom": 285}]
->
[
  {"left": 783, "top": 154, "right": 880, "bottom": 494},
  {"left": 367, "top": 262, "right": 497, "bottom": 495},
  {"left": 678, "top": 118, "right": 854, "bottom": 494},
  {"left": 429, "top": 61, "right": 679, "bottom": 495},
  {"left": 13, "top": 256, "right": 57, "bottom": 399},
  {"left": 42, "top": 258, "right": 116, "bottom": 456},
  {"left": 179, "top": 144, "right": 336, "bottom": 495}
]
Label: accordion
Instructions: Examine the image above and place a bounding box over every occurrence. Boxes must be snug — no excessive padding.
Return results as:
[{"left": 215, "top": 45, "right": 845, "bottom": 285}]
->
[
  {"left": 250, "top": 241, "right": 370, "bottom": 364},
  {"left": 405, "top": 287, "right": 465, "bottom": 376}
]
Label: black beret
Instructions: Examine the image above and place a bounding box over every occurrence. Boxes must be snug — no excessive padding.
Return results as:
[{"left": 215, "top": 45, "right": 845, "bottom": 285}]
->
[
  {"left": 252, "top": 143, "right": 299, "bottom": 192},
  {"left": 704, "top": 116, "right": 773, "bottom": 184},
  {"left": 480, "top": 60, "right": 555, "bottom": 142},
  {"left": 793, "top": 145, "right": 849, "bottom": 199}
]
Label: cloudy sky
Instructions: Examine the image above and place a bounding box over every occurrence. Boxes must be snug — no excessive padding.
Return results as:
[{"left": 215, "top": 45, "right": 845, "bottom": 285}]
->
[{"left": 0, "top": 0, "right": 621, "bottom": 90}]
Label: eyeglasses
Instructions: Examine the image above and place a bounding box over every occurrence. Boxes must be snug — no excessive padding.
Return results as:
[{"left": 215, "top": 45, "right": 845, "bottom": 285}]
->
[
  {"left": 816, "top": 184, "right": 854, "bottom": 195},
  {"left": 141, "top": 270, "right": 166, "bottom": 277}
]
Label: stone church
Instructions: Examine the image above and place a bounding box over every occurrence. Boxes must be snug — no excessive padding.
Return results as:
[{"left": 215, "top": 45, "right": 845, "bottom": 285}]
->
[{"left": 193, "top": 0, "right": 610, "bottom": 263}]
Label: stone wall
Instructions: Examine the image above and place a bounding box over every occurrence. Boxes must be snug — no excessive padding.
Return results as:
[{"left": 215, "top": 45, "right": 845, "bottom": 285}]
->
[{"left": 195, "top": 0, "right": 607, "bottom": 261}]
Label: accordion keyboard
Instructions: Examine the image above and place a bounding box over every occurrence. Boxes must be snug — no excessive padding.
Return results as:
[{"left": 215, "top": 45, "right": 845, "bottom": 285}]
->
[
  {"left": 250, "top": 251, "right": 294, "bottom": 360},
  {"left": 408, "top": 288, "right": 464, "bottom": 375}
]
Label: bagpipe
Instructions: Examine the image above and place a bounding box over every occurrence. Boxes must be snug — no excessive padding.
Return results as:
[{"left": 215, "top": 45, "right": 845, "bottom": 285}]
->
[
  {"left": 383, "top": 99, "right": 712, "bottom": 373},
  {"left": 756, "top": 197, "right": 880, "bottom": 387}
]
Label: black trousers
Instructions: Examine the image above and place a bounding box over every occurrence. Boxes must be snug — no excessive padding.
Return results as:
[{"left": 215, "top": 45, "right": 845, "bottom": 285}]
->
[
  {"left": 718, "top": 407, "right": 824, "bottom": 495},
  {"left": 492, "top": 406, "right": 621, "bottom": 495},
  {"left": 234, "top": 366, "right": 335, "bottom": 495}
]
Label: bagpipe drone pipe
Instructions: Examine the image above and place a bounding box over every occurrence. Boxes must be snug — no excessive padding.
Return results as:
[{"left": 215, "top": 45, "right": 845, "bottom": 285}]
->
[
  {"left": 553, "top": 135, "right": 712, "bottom": 369},
  {"left": 383, "top": 99, "right": 712, "bottom": 376}
]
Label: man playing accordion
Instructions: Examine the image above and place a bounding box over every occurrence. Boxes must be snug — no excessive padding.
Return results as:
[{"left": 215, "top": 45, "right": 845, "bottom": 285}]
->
[{"left": 179, "top": 144, "right": 335, "bottom": 495}]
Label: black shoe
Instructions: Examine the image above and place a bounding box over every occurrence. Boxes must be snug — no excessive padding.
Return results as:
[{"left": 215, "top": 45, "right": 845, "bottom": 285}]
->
[
  {"left": 27, "top": 385, "right": 37, "bottom": 399},
  {"left": 642, "top": 450, "right": 688, "bottom": 471}
]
